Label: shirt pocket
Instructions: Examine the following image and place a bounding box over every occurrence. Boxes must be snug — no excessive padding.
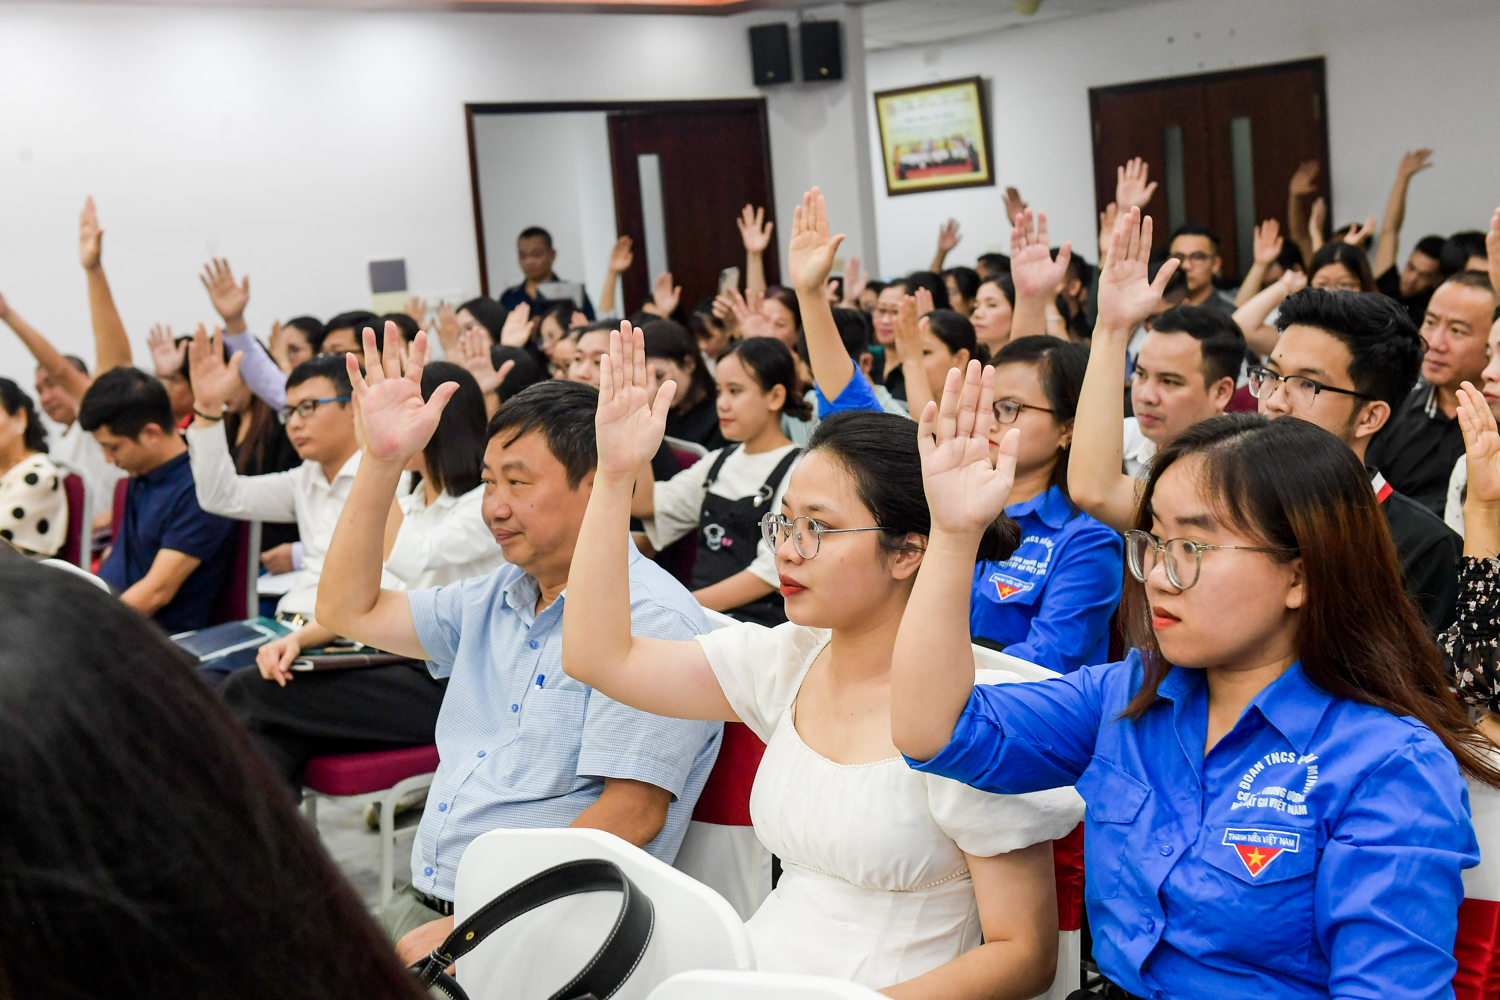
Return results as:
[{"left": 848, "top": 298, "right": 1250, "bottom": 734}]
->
[
  {"left": 1076, "top": 756, "right": 1151, "bottom": 899},
  {"left": 510, "top": 688, "right": 588, "bottom": 798},
  {"left": 977, "top": 564, "right": 1044, "bottom": 607},
  {"left": 1197, "top": 825, "right": 1319, "bottom": 975}
]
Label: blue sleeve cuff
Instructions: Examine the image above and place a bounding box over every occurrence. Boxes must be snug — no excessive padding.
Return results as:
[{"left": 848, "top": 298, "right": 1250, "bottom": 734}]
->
[{"left": 815, "top": 360, "right": 884, "bottom": 418}]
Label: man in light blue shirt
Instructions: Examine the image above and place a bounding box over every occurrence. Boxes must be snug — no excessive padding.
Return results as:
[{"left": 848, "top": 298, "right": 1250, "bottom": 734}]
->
[{"left": 317, "top": 325, "right": 720, "bottom": 962}]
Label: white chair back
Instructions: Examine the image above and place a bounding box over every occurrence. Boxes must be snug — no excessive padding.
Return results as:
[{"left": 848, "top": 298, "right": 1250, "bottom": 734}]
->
[
  {"left": 453, "top": 828, "right": 754, "bottom": 1000},
  {"left": 647, "top": 970, "right": 884, "bottom": 1000}
]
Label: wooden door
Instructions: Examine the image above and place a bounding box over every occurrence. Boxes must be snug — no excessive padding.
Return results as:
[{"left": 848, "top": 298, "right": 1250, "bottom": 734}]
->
[
  {"left": 1090, "top": 59, "right": 1329, "bottom": 279},
  {"left": 608, "top": 102, "right": 778, "bottom": 317}
]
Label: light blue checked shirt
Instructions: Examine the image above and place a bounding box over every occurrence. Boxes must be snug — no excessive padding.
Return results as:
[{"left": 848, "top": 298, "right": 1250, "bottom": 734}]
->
[{"left": 406, "top": 545, "right": 723, "bottom": 902}]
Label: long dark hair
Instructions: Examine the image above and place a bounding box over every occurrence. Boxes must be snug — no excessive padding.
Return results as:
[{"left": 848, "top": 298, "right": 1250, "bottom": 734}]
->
[
  {"left": 762, "top": 286, "right": 802, "bottom": 333},
  {"left": 1309, "top": 242, "right": 1376, "bottom": 293},
  {"left": 0, "top": 559, "right": 429, "bottom": 999},
  {"left": 0, "top": 377, "right": 47, "bottom": 453},
  {"left": 420, "top": 362, "right": 486, "bottom": 498},
  {"left": 923, "top": 309, "right": 987, "bottom": 364},
  {"left": 720, "top": 336, "right": 812, "bottom": 421},
  {"left": 992, "top": 337, "right": 1088, "bottom": 502},
  {"left": 225, "top": 396, "right": 281, "bottom": 474},
  {"left": 808, "top": 411, "right": 1018, "bottom": 563},
  {"left": 1121, "top": 414, "right": 1500, "bottom": 787},
  {"left": 642, "top": 320, "right": 715, "bottom": 411}
]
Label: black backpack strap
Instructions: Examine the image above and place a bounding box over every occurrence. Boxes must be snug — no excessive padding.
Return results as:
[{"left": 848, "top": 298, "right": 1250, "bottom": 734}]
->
[
  {"left": 701, "top": 444, "right": 739, "bottom": 490},
  {"left": 409, "top": 858, "right": 654, "bottom": 1000},
  {"left": 753, "top": 448, "right": 802, "bottom": 509}
]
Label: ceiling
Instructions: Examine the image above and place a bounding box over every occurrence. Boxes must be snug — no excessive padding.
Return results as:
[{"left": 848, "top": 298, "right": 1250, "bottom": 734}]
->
[{"left": 858, "top": 0, "right": 1162, "bottom": 51}]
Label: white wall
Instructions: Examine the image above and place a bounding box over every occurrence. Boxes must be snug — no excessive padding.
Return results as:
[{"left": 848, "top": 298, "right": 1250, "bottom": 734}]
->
[
  {"left": 0, "top": 1, "right": 874, "bottom": 386},
  {"left": 865, "top": 0, "right": 1500, "bottom": 277},
  {"left": 472, "top": 112, "right": 616, "bottom": 301}
]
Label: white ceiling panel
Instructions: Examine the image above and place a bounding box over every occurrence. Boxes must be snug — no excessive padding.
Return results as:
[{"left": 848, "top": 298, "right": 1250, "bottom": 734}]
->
[{"left": 859, "top": 0, "right": 1163, "bottom": 51}]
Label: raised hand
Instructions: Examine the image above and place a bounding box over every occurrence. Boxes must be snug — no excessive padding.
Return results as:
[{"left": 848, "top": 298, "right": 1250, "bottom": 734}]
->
[
  {"left": 348, "top": 324, "right": 457, "bottom": 465},
  {"left": 1278, "top": 268, "right": 1308, "bottom": 295},
  {"left": 146, "top": 324, "right": 186, "bottom": 377},
  {"left": 1289, "top": 161, "right": 1320, "bottom": 198},
  {"left": 199, "top": 258, "right": 249, "bottom": 331},
  {"left": 726, "top": 289, "right": 772, "bottom": 340},
  {"left": 595, "top": 322, "right": 676, "bottom": 478},
  {"left": 453, "top": 327, "right": 515, "bottom": 395},
  {"left": 652, "top": 271, "right": 682, "bottom": 317},
  {"left": 1098, "top": 202, "right": 1119, "bottom": 264},
  {"left": 268, "top": 320, "right": 293, "bottom": 374},
  {"left": 187, "top": 324, "right": 245, "bottom": 415},
  {"left": 1096, "top": 206, "right": 1179, "bottom": 333},
  {"left": 404, "top": 296, "right": 427, "bottom": 327},
  {"left": 917, "top": 361, "right": 1020, "bottom": 537},
  {"left": 498, "top": 301, "right": 531, "bottom": 348},
  {"left": 786, "top": 187, "right": 846, "bottom": 295},
  {"left": 1308, "top": 197, "right": 1328, "bottom": 249},
  {"left": 1458, "top": 382, "right": 1500, "bottom": 508},
  {"left": 842, "top": 255, "right": 869, "bottom": 305},
  {"left": 1398, "top": 148, "right": 1434, "bottom": 179},
  {"left": 1002, "top": 187, "right": 1028, "bottom": 227},
  {"left": 737, "top": 205, "right": 773, "bottom": 254},
  {"left": 894, "top": 294, "right": 922, "bottom": 361},
  {"left": 79, "top": 197, "right": 103, "bottom": 270},
  {"left": 1253, "top": 219, "right": 1283, "bottom": 265},
  {"left": 1009, "top": 207, "right": 1071, "bottom": 300},
  {"left": 1115, "top": 157, "right": 1158, "bottom": 210},
  {"left": 607, "top": 235, "right": 634, "bottom": 274},
  {"left": 1342, "top": 216, "right": 1376, "bottom": 247},
  {"left": 937, "top": 219, "right": 962, "bottom": 254},
  {"left": 435, "top": 301, "right": 461, "bottom": 355}
]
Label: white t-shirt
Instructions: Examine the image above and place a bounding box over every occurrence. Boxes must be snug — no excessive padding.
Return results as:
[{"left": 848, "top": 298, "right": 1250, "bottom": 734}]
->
[
  {"left": 386, "top": 482, "right": 509, "bottom": 591},
  {"left": 46, "top": 418, "right": 124, "bottom": 531},
  {"left": 1123, "top": 416, "right": 1157, "bottom": 479},
  {"left": 642, "top": 444, "right": 799, "bottom": 589}
]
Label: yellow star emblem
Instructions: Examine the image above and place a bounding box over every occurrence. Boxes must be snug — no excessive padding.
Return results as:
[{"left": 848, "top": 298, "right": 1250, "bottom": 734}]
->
[{"left": 1246, "top": 848, "right": 1267, "bottom": 869}]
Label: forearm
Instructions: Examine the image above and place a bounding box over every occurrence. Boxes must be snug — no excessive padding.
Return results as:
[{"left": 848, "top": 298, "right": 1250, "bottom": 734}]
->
[
  {"left": 1234, "top": 283, "right": 1290, "bottom": 356},
  {"left": 1464, "top": 500, "right": 1500, "bottom": 559},
  {"left": 891, "top": 530, "right": 983, "bottom": 762},
  {"left": 693, "top": 569, "right": 774, "bottom": 613},
  {"left": 880, "top": 938, "right": 1052, "bottom": 1000},
  {"left": 745, "top": 251, "right": 766, "bottom": 297},
  {"left": 560, "top": 471, "right": 640, "bottom": 687},
  {"left": 631, "top": 462, "right": 657, "bottom": 520},
  {"left": 0, "top": 309, "right": 91, "bottom": 401},
  {"left": 316, "top": 456, "right": 406, "bottom": 633},
  {"left": 929, "top": 247, "right": 948, "bottom": 274},
  {"left": 291, "top": 621, "right": 338, "bottom": 650},
  {"left": 599, "top": 269, "right": 620, "bottom": 317},
  {"left": 568, "top": 781, "right": 669, "bottom": 848},
  {"left": 1010, "top": 294, "right": 1049, "bottom": 341},
  {"left": 1234, "top": 262, "right": 1267, "bottom": 306},
  {"left": 381, "top": 496, "right": 404, "bottom": 561},
  {"left": 797, "top": 288, "right": 853, "bottom": 400},
  {"left": 185, "top": 425, "right": 296, "bottom": 521},
  {"left": 85, "top": 266, "right": 131, "bottom": 373},
  {"left": 1376, "top": 175, "right": 1411, "bottom": 277},
  {"left": 224, "top": 330, "right": 287, "bottom": 410},
  {"left": 1288, "top": 194, "right": 1313, "bottom": 264},
  {"left": 899, "top": 343, "right": 937, "bottom": 419},
  {"left": 1070, "top": 326, "right": 1136, "bottom": 529}
]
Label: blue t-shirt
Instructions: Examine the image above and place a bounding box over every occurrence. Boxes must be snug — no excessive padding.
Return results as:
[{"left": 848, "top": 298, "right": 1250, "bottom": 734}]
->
[
  {"left": 814, "top": 359, "right": 884, "bottom": 418},
  {"left": 98, "top": 450, "right": 235, "bottom": 633},
  {"left": 909, "top": 654, "right": 1478, "bottom": 1000},
  {"left": 970, "top": 485, "right": 1123, "bottom": 673}
]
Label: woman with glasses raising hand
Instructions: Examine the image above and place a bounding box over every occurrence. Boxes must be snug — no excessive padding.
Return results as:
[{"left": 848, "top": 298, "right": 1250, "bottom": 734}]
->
[
  {"left": 891, "top": 351, "right": 1500, "bottom": 999},
  {"left": 969, "top": 335, "right": 1123, "bottom": 673},
  {"left": 562, "top": 322, "right": 1082, "bottom": 1000}
]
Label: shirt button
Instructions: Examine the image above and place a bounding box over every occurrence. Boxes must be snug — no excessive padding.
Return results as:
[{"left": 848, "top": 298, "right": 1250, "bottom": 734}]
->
[
  {"left": 528, "top": 640, "right": 538, "bottom": 650},
  {"left": 423, "top": 867, "right": 434, "bottom": 877},
  {"left": 438, "top": 803, "right": 448, "bottom": 812},
  {"left": 1159, "top": 844, "right": 1173, "bottom": 856},
  {"left": 511, "top": 704, "right": 519, "bottom": 712},
  {"left": 476, "top": 750, "right": 486, "bottom": 758},
  {"left": 1144, "top": 918, "right": 1155, "bottom": 933}
]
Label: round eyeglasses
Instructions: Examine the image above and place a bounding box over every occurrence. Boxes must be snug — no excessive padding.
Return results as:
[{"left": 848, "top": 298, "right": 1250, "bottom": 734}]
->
[
  {"left": 1123, "top": 529, "right": 1288, "bottom": 591},
  {"left": 992, "top": 399, "right": 1054, "bottom": 425},
  {"left": 760, "top": 512, "right": 890, "bottom": 560},
  {"left": 1245, "top": 366, "right": 1371, "bottom": 412}
]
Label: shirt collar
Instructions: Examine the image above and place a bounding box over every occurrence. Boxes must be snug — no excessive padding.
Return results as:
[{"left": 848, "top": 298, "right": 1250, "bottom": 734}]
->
[
  {"left": 1125, "top": 423, "right": 1158, "bottom": 465},
  {"left": 1006, "top": 484, "right": 1072, "bottom": 529},
  {"left": 138, "top": 449, "right": 189, "bottom": 486},
  {"left": 1414, "top": 381, "right": 1444, "bottom": 420},
  {"left": 1152, "top": 660, "right": 1332, "bottom": 756}
]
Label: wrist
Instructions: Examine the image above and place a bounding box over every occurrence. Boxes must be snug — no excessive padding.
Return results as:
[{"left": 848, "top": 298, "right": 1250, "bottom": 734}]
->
[
  {"left": 926, "top": 528, "right": 986, "bottom": 556},
  {"left": 223, "top": 315, "right": 247, "bottom": 335}
]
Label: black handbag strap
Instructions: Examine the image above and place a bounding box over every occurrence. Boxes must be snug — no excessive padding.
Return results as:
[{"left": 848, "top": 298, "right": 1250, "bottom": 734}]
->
[{"left": 409, "top": 858, "right": 655, "bottom": 1000}]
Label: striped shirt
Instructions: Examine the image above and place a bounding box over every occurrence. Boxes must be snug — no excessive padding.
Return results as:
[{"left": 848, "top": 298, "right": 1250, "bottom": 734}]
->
[{"left": 407, "top": 546, "right": 722, "bottom": 901}]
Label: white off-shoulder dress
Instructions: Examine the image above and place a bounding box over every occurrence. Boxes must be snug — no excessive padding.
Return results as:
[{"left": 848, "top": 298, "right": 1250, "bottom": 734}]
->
[{"left": 696, "top": 622, "right": 1084, "bottom": 989}]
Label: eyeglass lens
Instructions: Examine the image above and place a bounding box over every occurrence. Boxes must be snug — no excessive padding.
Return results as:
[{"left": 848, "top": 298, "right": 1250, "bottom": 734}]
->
[
  {"left": 1125, "top": 531, "right": 1202, "bottom": 590},
  {"left": 760, "top": 514, "right": 820, "bottom": 560},
  {"left": 1249, "top": 369, "right": 1317, "bottom": 409}
]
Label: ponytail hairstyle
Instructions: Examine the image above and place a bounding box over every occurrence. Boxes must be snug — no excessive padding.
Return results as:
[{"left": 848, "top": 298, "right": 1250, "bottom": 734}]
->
[
  {"left": 807, "top": 411, "right": 1019, "bottom": 565},
  {"left": 720, "top": 336, "right": 812, "bottom": 421},
  {"left": 0, "top": 377, "right": 48, "bottom": 454},
  {"left": 991, "top": 336, "right": 1089, "bottom": 502},
  {"left": 923, "top": 308, "right": 987, "bottom": 365},
  {"left": 1121, "top": 413, "right": 1500, "bottom": 788}
]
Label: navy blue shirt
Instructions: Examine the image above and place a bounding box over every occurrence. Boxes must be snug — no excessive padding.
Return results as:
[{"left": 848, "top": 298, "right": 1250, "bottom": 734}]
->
[
  {"left": 970, "top": 485, "right": 1123, "bottom": 674},
  {"left": 497, "top": 276, "right": 595, "bottom": 321},
  {"left": 98, "top": 451, "right": 235, "bottom": 633},
  {"left": 909, "top": 653, "right": 1478, "bottom": 1000}
]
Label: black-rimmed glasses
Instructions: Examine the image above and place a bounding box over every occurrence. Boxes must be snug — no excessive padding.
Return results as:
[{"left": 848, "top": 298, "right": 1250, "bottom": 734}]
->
[{"left": 1246, "top": 366, "right": 1372, "bottom": 411}]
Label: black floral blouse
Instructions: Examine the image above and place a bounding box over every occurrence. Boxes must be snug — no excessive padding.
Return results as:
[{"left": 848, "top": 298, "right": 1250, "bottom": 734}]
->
[{"left": 1440, "top": 556, "right": 1500, "bottom": 713}]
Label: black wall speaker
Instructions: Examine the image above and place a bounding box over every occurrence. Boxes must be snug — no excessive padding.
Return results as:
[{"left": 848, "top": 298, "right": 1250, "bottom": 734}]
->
[
  {"left": 749, "top": 24, "right": 793, "bottom": 86},
  {"left": 800, "top": 20, "right": 843, "bottom": 82}
]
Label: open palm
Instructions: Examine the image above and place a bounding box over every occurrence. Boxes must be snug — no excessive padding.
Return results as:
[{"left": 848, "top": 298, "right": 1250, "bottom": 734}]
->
[
  {"left": 595, "top": 322, "right": 674, "bottom": 477},
  {"left": 1096, "top": 207, "right": 1177, "bottom": 333},
  {"left": 351, "top": 324, "right": 456, "bottom": 464},
  {"left": 187, "top": 325, "right": 244, "bottom": 413},
  {"left": 200, "top": 257, "right": 249, "bottom": 322},
  {"left": 786, "top": 188, "right": 845, "bottom": 294},
  {"left": 918, "top": 362, "right": 1019, "bottom": 536},
  {"left": 1458, "top": 383, "right": 1500, "bottom": 506},
  {"left": 737, "top": 205, "right": 773, "bottom": 254},
  {"left": 1009, "top": 208, "right": 1070, "bottom": 299}
]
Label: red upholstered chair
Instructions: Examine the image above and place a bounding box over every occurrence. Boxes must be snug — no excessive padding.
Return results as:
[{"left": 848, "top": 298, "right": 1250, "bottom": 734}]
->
[
  {"left": 1455, "top": 768, "right": 1500, "bottom": 999},
  {"left": 303, "top": 744, "right": 441, "bottom": 907},
  {"left": 111, "top": 477, "right": 127, "bottom": 536},
  {"left": 206, "top": 520, "right": 261, "bottom": 625},
  {"left": 658, "top": 438, "right": 710, "bottom": 587},
  {"left": 58, "top": 472, "right": 87, "bottom": 568}
]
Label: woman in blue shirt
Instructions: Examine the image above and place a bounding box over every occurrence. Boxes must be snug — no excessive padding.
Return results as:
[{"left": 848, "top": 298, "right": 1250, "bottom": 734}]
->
[
  {"left": 970, "top": 336, "right": 1122, "bottom": 673},
  {"left": 890, "top": 216, "right": 1500, "bottom": 1000}
]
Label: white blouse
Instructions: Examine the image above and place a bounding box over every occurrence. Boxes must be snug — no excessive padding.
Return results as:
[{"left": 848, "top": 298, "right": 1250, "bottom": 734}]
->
[
  {"left": 385, "top": 482, "right": 508, "bottom": 591},
  {"left": 697, "top": 622, "right": 1084, "bottom": 989},
  {"left": 0, "top": 453, "right": 68, "bottom": 557}
]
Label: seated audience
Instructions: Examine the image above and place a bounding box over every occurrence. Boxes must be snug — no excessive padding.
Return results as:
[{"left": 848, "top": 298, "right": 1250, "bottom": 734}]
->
[
  {"left": 0, "top": 377, "right": 67, "bottom": 557},
  {"left": 889, "top": 301, "right": 980, "bottom": 419},
  {"left": 1366, "top": 270, "right": 1496, "bottom": 514},
  {"left": 563, "top": 323, "right": 1081, "bottom": 998},
  {"left": 870, "top": 272, "right": 952, "bottom": 397},
  {"left": 314, "top": 335, "right": 720, "bottom": 959},
  {"left": 1370, "top": 149, "right": 1443, "bottom": 324},
  {"left": 0, "top": 556, "right": 429, "bottom": 1000},
  {"left": 319, "top": 310, "right": 381, "bottom": 361},
  {"left": 970, "top": 272, "right": 1015, "bottom": 356},
  {"left": 642, "top": 320, "right": 726, "bottom": 450},
  {"left": 970, "top": 337, "right": 1124, "bottom": 673},
  {"left": 1308, "top": 241, "right": 1376, "bottom": 293},
  {"left": 891, "top": 371, "right": 1495, "bottom": 1000},
  {"left": 1250, "top": 287, "right": 1459, "bottom": 631},
  {"left": 943, "top": 265, "right": 981, "bottom": 317},
  {"left": 636, "top": 337, "right": 806, "bottom": 623},
  {"left": 1168, "top": 223, "right": 1237, "bottom": 319},
  {"left": 497, "top": 225, "right": 596, "bottom": 320},
  {"left": 80, "top": 367, "right": 234, "bottom": 631}
]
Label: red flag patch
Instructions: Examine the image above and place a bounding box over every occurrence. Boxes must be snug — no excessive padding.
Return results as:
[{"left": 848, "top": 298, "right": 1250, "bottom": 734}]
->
[{"left": 1222, "top": 827, "right": 1300, "bottom": 878}]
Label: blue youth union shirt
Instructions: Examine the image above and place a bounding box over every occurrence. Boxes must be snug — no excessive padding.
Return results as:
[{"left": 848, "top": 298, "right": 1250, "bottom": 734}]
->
[
  {"left": 406, "top": 545, "right": 723, "bottom": 902},
  {"left": 969, "top": 485, "right": 1122, "bottom": 674},
  {"left": 908, "top": 653, "right": 1478, "bottom": 1000}
]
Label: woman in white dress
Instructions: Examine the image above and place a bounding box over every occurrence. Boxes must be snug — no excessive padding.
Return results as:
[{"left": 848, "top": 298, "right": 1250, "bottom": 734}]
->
[
  {"left": 0, "top": 378, "right": 67, "bottom": 558},
  {"left": 562, "top": 319, "right": 1083, "bottom": 999}
]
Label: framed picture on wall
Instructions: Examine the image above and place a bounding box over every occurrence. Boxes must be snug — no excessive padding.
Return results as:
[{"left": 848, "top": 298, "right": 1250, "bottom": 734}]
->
[{"left": 873, "top": 76, "right": 994, "bottom": 197}]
